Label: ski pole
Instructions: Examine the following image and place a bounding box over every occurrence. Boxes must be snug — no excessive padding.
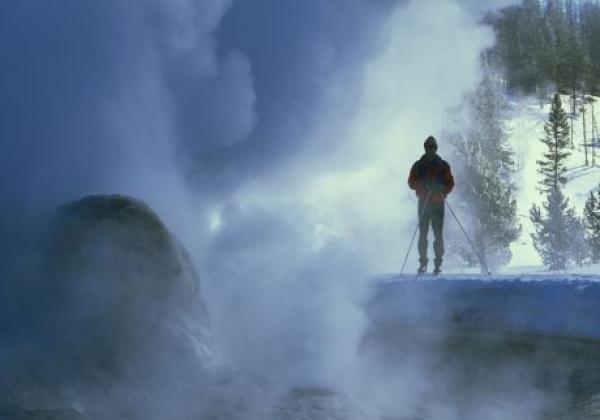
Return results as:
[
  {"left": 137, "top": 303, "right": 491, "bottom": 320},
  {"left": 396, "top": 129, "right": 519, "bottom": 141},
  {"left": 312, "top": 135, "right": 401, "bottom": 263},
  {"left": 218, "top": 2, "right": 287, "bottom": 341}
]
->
[
  {"left": 445, "top": 200, "right": 491, "bottom": 275},
  {"left": 400, "top": 190, "right": 432, "bottom": 276}
]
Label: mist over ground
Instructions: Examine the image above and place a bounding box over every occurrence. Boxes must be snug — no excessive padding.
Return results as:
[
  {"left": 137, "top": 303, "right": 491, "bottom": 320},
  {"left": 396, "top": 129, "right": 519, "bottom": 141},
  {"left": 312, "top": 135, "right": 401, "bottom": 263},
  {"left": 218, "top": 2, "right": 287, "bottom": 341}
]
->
[{"left": 0, "top": 0, "right": 533, "bottom": 419}]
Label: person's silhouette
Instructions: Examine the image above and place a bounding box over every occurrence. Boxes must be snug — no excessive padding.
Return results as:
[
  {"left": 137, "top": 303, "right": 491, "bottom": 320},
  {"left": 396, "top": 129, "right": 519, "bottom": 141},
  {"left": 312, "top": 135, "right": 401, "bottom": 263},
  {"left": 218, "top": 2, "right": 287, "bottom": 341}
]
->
[{"left": 408, "top": 136, "right": 454, "bottom": 274}]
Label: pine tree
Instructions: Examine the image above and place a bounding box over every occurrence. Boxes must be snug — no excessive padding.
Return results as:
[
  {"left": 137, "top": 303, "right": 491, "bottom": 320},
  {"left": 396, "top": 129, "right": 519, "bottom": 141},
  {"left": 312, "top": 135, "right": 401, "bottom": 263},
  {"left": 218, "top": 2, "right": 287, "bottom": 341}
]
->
[
  {"left": 489, "top": 0, "right": 546, "bottom": 93},
  {"left": 580, "top": 1, "right": 600, "bottom": 94},
  {"left": 561, "top": 8, "right": 590, "bottom": 96},
  {"left": 569, "top": 212, "right": 590, "bottom": 266},
  {"left": 449, "top": 138, "right": 521, "bottom": 272},
  {"left": 565, "top": 0, "right": 576, "bottom": 26},
  {"left": 520, "top": 0, "right": 545, "bottom": 91},
  {"left": 530, "top": 187, "right": 585, "bottom": 270},
  {"left": 469, "top": 73, "right": 514, "bottom": 179},
  {"left": 448, "top": 74, "right": 521, "bottom": 272},
  {"left": 472, "top": 147, "right": 521, "bottom": 271},
  {"left": 584, "top": 186, "right": 600, "bottom": 262},
  {"left": 538, "top": 12, "right": 559, "bottom": 89},
  {"left": 545, "top": 0, "right": 571, "bottom": 91},
  {"left": 486, "top": 0, "right": 600, "bottom": 95},
  {"left": 537, "top": 93, "right": 571, "bottom": 192}
]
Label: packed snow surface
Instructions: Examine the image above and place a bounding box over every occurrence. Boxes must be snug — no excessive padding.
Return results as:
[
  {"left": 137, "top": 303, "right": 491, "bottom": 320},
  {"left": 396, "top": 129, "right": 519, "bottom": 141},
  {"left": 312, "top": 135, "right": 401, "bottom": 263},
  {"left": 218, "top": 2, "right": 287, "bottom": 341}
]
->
[{"left": 371, "top": 274, "right": 600, "bottom": 340}]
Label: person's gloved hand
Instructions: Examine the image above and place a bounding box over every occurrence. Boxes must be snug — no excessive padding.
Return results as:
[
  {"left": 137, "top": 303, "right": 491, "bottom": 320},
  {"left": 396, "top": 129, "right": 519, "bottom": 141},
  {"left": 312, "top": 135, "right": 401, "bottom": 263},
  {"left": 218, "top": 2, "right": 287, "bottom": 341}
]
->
[{"left": 425, "top": 180, "right": 444, "bottom": 192}]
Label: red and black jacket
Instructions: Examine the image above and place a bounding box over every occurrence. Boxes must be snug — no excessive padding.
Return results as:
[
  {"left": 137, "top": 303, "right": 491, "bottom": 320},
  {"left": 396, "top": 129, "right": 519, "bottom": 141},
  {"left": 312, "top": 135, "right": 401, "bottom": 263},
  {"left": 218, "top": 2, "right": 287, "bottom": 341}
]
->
[{"left": 408, "top": 154, "right": 454, "bottom": 203}]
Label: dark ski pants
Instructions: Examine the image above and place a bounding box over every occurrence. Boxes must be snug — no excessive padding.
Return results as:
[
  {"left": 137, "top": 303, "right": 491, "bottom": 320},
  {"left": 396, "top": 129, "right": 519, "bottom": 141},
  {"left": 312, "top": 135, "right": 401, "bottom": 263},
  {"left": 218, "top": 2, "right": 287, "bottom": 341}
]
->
[{"left": 418, "top": 199, "right": 445, "bottom": 266}]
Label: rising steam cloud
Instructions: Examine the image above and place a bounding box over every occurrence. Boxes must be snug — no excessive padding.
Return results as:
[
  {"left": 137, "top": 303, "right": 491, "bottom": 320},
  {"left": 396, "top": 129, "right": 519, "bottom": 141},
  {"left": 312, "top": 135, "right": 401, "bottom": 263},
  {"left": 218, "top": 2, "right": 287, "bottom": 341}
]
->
[
  {"left": 0, "top": 0, "right": 521, "bottom": 418},
  {"left": 0, "top": 0, "right": 516, "bottom": 253}
]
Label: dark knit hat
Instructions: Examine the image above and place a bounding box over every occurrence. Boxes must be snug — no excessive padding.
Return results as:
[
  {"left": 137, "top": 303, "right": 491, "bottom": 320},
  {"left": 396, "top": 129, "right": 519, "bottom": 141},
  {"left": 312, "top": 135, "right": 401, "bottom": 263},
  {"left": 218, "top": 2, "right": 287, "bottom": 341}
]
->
[{"left": 424, "top": 136, "right": 438, "bottom": 149}]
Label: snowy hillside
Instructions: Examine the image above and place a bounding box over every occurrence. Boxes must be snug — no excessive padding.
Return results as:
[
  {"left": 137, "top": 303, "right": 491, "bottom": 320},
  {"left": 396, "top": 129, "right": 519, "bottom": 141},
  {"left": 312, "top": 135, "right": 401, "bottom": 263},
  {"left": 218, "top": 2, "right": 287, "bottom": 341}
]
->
[{"left": 507, "top": 94, "right": 600, "bottom": 271}]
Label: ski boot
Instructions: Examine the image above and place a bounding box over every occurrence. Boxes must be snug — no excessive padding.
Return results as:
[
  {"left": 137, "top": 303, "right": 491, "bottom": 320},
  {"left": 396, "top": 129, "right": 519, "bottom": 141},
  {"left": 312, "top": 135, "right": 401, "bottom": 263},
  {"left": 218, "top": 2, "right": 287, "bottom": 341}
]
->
[
  {"left": 433, "top": 260, "right": 442, "bottom": 276},
  {"left": 417, "top": 259, "right": 427, "bottom": 275}
]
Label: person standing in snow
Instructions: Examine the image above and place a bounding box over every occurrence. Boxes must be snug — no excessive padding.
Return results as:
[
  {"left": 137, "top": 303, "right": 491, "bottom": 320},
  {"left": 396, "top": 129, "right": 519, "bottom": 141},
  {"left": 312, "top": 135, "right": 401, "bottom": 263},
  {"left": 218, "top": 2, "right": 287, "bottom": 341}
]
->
[{"left": 408, "top": 136, "right": 455, "bottom": 274}]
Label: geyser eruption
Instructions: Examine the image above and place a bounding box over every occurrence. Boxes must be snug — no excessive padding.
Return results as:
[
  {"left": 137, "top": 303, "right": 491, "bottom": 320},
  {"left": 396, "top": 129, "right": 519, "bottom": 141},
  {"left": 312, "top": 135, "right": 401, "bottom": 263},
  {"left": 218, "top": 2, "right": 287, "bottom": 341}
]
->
[
  {"left": 14, "top": 0, "right": 600, "bottom": 419},
  {"left": 0, "top": 195, "right": 369, "bottom": 420}
]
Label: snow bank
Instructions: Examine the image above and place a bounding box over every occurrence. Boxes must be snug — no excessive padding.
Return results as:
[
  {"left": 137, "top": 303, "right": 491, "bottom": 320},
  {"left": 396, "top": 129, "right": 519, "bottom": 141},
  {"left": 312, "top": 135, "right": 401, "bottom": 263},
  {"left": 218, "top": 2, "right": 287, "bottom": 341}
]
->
[
  {"left": 370, "top": 275, "right": 600, "bottom": 340},
  {"left": 363, "top": 275, "right": 600, "bottom": 419}
]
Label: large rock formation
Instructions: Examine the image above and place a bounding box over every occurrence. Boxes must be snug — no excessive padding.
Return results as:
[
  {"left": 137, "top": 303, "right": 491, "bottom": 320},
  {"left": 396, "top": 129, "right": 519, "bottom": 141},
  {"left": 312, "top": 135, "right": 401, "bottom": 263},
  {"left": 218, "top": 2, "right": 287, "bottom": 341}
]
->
[
  {"left": 46, "top": 194, "right": 211, "bottom": 373},
  {"left": 1, "top": 195, "right": 212, "bottom": 419}
]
